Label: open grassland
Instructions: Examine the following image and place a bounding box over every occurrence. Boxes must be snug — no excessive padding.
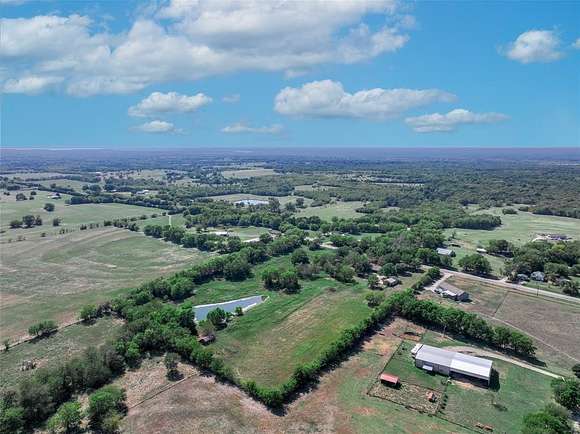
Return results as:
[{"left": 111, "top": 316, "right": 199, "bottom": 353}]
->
[
  {"left": 207, "top": 192, "right": 309, "bottom": 206},
  {"left": 296, "top": 201, "right": 366, "bottom": 221},
  {"left": 202, "top": 225, "right": 272, "bottom": 241},
  {"left": 189, "top": 254, "right": 372, "bottom": 387},
  {"left": 213, "top": 281, "right": 370, "bottom": 387},
  {"left": 221, "top": 168, "right": 277, "bottom": 178},
  {"left": 442, "top": 358, "right": 553, "bottom": 433},
  {"left": 0, "top": 191, "right": 160, "bottom": 238},
  {"left": 447, "top": 209, "right": 580, "bottom": 247},
  {"left": 36, "top": 178, "right": 94, "bottom": 191},
  {"left": 122, "top": 319, "right": 466, "bottom": 434},
  {"left": 0, "top": 228, "right": 208, "bottom": 340},
  {"left": 293, "top": 184, "right": 338, "bottom": 192},
  {"left": 422, "top": 276, "right": 580, "bottom": 373},
  {"left": 0, "top": 317, "right": 123, "bottom": 390}
]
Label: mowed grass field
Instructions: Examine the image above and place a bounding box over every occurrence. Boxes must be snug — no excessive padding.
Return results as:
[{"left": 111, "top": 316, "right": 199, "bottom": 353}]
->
[
  {"left": 446, "top": 208, "right": 580, "bottom": 247},
  {"left": 0, "top": 317, "right": 123, "bottom": 390},
  {"left": 423, "top": 276, "right": 580, "bottom": 373},
  {"left": 0, "top": 190, "right": 160, "bottom": 239},
  {"left": 190, "top": 254, "right": 372, "bottom": 387},
  {"left": 444, "top": 209, "right": 580, "bottom": 276},
  {"left": 296, "top": 201, "right": 366, "bottom": 221},
  {"left": 0, "top": 227, "right": 208, "bottom": 340}
]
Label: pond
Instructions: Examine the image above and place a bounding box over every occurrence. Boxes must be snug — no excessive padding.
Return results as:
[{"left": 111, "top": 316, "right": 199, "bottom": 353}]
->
[{"left": 193, "top": 295, "right": 266, "bottom": 321}]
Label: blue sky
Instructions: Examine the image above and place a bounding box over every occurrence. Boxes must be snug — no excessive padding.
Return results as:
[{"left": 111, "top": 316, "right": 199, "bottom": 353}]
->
[{"left": 1, "top": 0, "right": 578, "bottom": 148}]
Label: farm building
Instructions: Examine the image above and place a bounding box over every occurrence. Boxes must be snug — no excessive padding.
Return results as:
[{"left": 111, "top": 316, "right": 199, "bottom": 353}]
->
[
  {"left": 412, "top": 344, "right": 493, "bottom": 385},
  {"left": 234, "top": 199, "right": 269, "bottom": 206},
  {"left": 476, "top": 248, "right": 487, "bottom": 253},
  {"left": 377, "top": 275, "right": 399, "bottom": 287},
  {"left": 379, "top": 373, "right": 400, "bottom": 387},
  {"left": 436, "top": 282, "right": 469, "bottom": 301},
  {"left": 531, "top": 271, "right": 545, "bottom": 282},
  {"left": 436, "top": 247, "right": 455, "bottom": 257}
]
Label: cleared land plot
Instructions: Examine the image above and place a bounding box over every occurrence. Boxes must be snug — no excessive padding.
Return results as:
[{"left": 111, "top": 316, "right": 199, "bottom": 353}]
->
[
  {"left": 221, "top": 168, "right": 277, "bottom": 178},
  {"left": 213, "top": 282, "right": 370, "bottom": 387},
  {"left": 36, "top": 179, "right": 94, "bottom": 191},
  {"left": 189, "top": 254, "right": 371, "bottom": 387},
  {"left": 441, "top": 358, "right": 553, "bottom": 433},
  {"left": 202, "top": 225, "right": 271, "bottom": 241},
  {"left": 421, "top": 276, "right": 509, "bottom": 317},
  {"left": 122, "top": 318, "right": 464, "bottom": 434},
  {"left": 297, "top": 201, "right": 366, "bottom": 221},
  {"left": 494, "top": 292, "right": 580, "bottom": 369},
  {"left": 207, "top": 193, "right": 308, "bottom": 206},
  {"left": 446, "top": 209, "right": 580, "bottom": 247},
  {"left": 421, "top": 276, "right": 580, "bottom": 373},
  {"left": 293, "top": 184, "right": 337, "bottom": 192},
  {"left": 0, "top": 228, "right": 207, "bottom": 340},
  {"left": 0, "top": 317, "right": 123, "bottom": 390},
  {"left": 1, "top": 192, "right": 159, "bottom": 238}
]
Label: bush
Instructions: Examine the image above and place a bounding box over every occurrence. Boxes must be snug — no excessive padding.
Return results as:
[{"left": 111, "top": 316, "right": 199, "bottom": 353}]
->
[
  {"left": 44, "top": 203, "right": 55, "bottom": 212},
  {"left": 551, "top": 377, "right": 580, "bottom": 411},
  {"left": 87, "top": 385, "right": 126, "bottom": 430},
  {"left": 46, "top": 401, "right": 81, "bottom": 434},
  {"left": 28, "top": 320, "right": 57, "bottom": 337}
]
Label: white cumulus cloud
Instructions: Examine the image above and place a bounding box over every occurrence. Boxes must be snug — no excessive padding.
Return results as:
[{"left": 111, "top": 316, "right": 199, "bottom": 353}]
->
[
  {"left": 131, "top": 120, "right": 181, "bottom": 134},
  {"left": 572, "top": 38, "right": 580, "bottom": 49},
  {"left": 128, "top": 91, "right": 212, "bottom": 117},
  {"left": 3, "top": 75, "right": 63, "bottom": 94},
  {"left": 274, "top": 80, "right": 456, "bottom": 119},
  {"left": 405, "top": 109, "right": 509, "bottom": 133},
  {"left": 222, "top": 122, "right": 283, "bottom": 134},
  {"left": 502, "top": 30, "right": 563, "bottom": 63},
  {"left": 0, "top": 1, "right": 413, "bottom": 96}
]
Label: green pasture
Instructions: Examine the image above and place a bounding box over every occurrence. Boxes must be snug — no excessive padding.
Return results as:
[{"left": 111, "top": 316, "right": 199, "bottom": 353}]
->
[
  {"left": 296, "top": 201, "right": 366, "bottom": 221},
  {"left": 0, "top": 228, "right": 208, "bottom": 340},
  {"left": 0, "top": 317, "right": 123, "bottom": 390}
]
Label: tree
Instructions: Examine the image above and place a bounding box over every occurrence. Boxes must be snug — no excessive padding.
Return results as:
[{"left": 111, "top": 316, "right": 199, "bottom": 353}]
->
[
  {"left": 87, "top": 385, "right": 126, "bottom": 430},
  {"left": 365, "top": 292, "right": 385, "bottom": 307},
  {"left": 22, "top": 215, "right": 36, "bottom": 228},
  {"left": 44, "top": 203, "right": 55, "bottom": 212},
  {"left": 223, "top": 256, "right": 251, "bottom": 281},
  {"left": 52, "top": 217, "right": 61, "bottom": 227},
  {"left": 15, "top": 193, "right": 27, "bottom": 201},
  {"left": 291, "top": 249, "right": 310, "bottom": 265},
  {"left": 380, "top": 263, "right": 396, "bottom": 276},
  {"left": 234, "top": 306, "right": 244, "bottom": 316},
  {"left": 572, "top": 363, "right": 580, "bottom": 379},
  {"left": 261, "top": 267, "right": 280, "bottom": 289},
  {"left": 164, "top": 352, "right": 180, "bottom": 380},
  {"left": 0, "top": 405, "right": 25, "bottom": 434},
  {"left": 28, "top": 320, "right": 57, "bottom": 338},
  {"left": 521, "top": 404, "right": 571, "bottom": 434},
  {"left": 80, "top": 304, "right": 98, "bottom": 322},
  {"left": 551, "top": 377, "right": 580, "bottom": 411},
  {"left": 3, "top": 339, "right": 9, "bottom": 351},
  {"left": 46, "top": 401, "right": 82, "bottom": 434},
  {"left": 207, "top": 308, "right": 227, "bottom": 327},
  {"left": 458, "top": 254, "right": 491, "bottom": 275},
  {"left": 334, "top": 265, "right": 354, "bottom": 283},
  {"left": 9, "top": 220, "right": 21, "bottom": 229},
  {"left": 367, "top": 274, "right": 380, "bottom": 290},
  {"left": 280, "top": 269, "right": 300, "bottom": 292}
]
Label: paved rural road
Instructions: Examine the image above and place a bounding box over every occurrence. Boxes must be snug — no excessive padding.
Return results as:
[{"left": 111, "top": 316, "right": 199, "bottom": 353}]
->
[
  {"left": 426, "top": 267, "right": 580, "bottom": 305},
  {"left": 445, "top": 346, "right": 562, "bottom": 379}
]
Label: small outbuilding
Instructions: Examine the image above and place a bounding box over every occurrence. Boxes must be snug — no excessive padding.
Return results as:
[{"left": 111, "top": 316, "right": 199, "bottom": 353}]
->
[
  {"left": 198, "top": 335, "right": 215, "bottom": 345},
  {"left": 531, "top": 271, "right": 545, "bottom": 282},
  {"left": 437, "top": 247, "right": 455, "bottom": 257},
  {"left": 380, "top": 373, "right": 400, "bottom": 387}
]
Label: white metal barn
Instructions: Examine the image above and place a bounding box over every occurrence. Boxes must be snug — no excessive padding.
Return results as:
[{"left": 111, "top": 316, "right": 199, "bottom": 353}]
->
[{"left": 411, "top": 344, "right": 493, "bottom": 385}]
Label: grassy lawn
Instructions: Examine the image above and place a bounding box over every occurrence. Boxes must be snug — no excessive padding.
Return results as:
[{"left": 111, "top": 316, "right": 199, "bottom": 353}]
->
[
  {"left": 221, "top": 168, "right": 277, "bottom": 178},
  {"left": 442, "top": 359, "right": 554, "bottom": 433},
  {"left": 296, "top": 201, "right": 366, "bottom": 221},
  {"left": 0, "top": 228, "right": 208, "bottom": 340},
  {"left": 450, "top": 245, "right": 506, "bottom": 276},
  {"left": 36, "top": 179, "right": 94, "bottom": 191},
  {"left": 1, "top": 191, "right": 160, "bottom": 239},
  {"left": 192, "top": 255, "right": 372, "bottom": 387},
  {"left": 446, "top": 209, "right": 580, "bottom": 248},
  {"left": 0, "top": 317, "right": 123, "bottom": 390},
  {"left": 432, "top": 276, "right": 509, "bottom": 316}
]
